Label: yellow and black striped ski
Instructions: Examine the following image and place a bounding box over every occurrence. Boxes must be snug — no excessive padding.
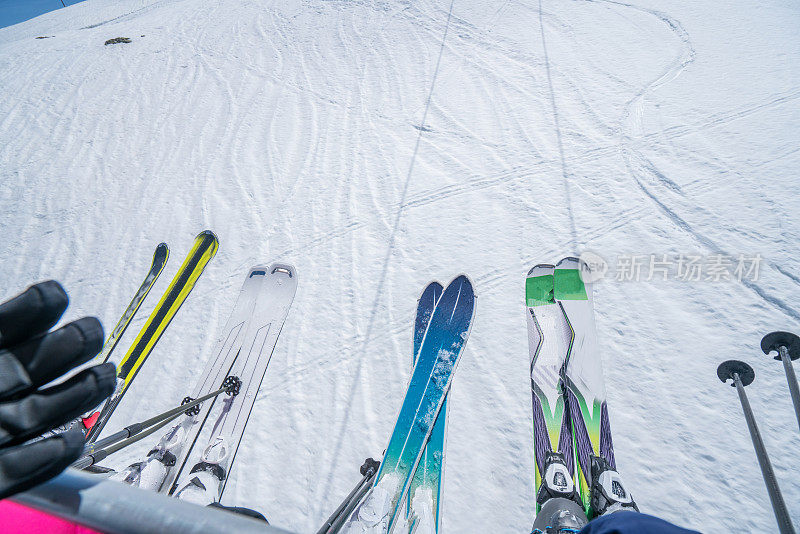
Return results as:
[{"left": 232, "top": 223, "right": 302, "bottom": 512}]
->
[
  {"left": 86, "top": 231, "right": 219, "bottom": 443},
  {"left": 97, "top": 243, "right": 170, "bottom": 364}
]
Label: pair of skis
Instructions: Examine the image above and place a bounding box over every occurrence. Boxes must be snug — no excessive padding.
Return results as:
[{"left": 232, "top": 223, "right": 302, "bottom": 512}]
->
[
  {"left": 116, "top": 264, "right": 297, "bottom": 507},
  {"left": 85, "top": 231, "right": 219, "bottom": 442},
  {"left": 334, "top": 275, "right": 475, "bottom": 534},
  {"left": 527, "top": 257, "right": 634, "bottom": 522}
]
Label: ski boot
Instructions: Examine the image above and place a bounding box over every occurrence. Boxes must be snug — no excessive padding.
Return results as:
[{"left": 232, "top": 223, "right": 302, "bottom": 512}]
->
[
  {"left": 113, "top": 461, "right": 144, "bottom": 486},
  {"left": 114, "top": 418, "right": 194, "bottom": 490},
  {"left": 340, "top": 475, "right": 395, "bottom": 534},
  {"left": 536, "top": 452, "right": 582, "bottom": 506},
  {"left": 590, "top": 455, "right": 638, "bottom": 516},
  {"left": 531, "top": 501, "right": 588, "bottom": 534},
  {"left": 531, "top": 452, "right": 588, "bottom": 534},
  {"left": 173, "top": 436, "right": 230, "bottom": 505}
]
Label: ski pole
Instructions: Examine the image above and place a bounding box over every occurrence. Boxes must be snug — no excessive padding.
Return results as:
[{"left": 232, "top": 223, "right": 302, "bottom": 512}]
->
[
  {"left": 327, "top": 469, "right": 376, "bottom": 533},
  {"left": 717, "top": 360, "right": 796, "bottom": 534},
  {"left": 316, "top": 458, "right": 380, "bottom": 534},
  {"left": 761, "top": 331, "right": 800, "bottom": 433},
  {"left": 74, "top": 375, "right": 241, "bottom": 470},
  {"left": 323, "top": 463, "right": 378, "bottom": 534},
  {"left": 73, "top": 410, "right": 183, "bottom": 470},
  {"left": 76, "top": 376, "right": 242, "bottom": 463}
]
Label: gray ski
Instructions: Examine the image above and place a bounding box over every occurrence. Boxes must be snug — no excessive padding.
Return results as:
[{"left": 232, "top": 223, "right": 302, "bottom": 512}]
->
[
  {"left": 114, "top": 265, "right": 268, "bottom": 492},
  {"left": 171, "top": 264, "right": 298, "bottom": 503}
]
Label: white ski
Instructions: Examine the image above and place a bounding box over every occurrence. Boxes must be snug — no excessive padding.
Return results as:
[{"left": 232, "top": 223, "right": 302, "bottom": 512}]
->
[
  {"left": 171, "top": 263, "right": 297, "bottom": 503},
  {"left": 114, "top": 265, "right": 268, "bottom": 492}
]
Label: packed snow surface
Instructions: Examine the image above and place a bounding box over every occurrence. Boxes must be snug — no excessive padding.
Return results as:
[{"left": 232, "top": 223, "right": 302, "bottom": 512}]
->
[{"left": 1, "top": 0, "right": 799, "bottom": 531}]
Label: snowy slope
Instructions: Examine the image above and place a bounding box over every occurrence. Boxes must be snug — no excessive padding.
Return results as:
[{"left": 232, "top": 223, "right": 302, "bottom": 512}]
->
[{"left": 1, "top": 0, "right": 799, "bottom": 532}]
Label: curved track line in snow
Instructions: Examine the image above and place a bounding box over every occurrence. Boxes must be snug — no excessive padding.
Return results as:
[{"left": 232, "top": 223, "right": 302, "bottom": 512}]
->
[
  {"left": 642, "top": 88, "right": 800, "bottom": 143},
  {"left": 772, "top": 263, "right": 800, "bottom": 286},
  {"left": 594, "top": 0, "right": 800, "bottom": 322},
  {"left": 257, "top": 109, "right": 777, "bottom": 292}
]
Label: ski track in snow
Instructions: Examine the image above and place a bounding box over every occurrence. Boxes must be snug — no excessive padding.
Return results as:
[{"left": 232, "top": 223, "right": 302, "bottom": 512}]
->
[{"left": 1, "top": 0, "right": 799, "bottom": 532}]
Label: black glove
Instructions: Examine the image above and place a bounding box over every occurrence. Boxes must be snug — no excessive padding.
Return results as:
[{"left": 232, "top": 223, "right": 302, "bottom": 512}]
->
[{"left": 0, "top": 280, "right": 116, "bottom": 499}]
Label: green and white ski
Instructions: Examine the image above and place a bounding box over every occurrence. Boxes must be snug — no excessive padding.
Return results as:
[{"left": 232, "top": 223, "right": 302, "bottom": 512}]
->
[
  {"left": 556, "top": 257, "right": 616, "bottom": 516},
  {"left": 526, "top": 264, "right": 577, "bottom": 515}
]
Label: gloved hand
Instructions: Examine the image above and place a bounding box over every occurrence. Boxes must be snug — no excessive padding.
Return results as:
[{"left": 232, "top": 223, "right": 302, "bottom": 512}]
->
[{"left": 0, "top": 280, "right": 116, "bottom": 499}]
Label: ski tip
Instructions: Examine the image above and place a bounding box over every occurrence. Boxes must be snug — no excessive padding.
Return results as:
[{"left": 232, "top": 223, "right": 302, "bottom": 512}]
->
[
  {"left": 448, "top": 273, "right": 471, "bottom": 284},
  {"left": 418, "top": 281, "right": 444, "bottom": 301},
  {"left": 270, "top": 263, "right": 295, "bottom": 278},
  {"left": 446, "top": 274, "right": 474, "bottom": 299},
  {"left": 527, "top": 264, "right": 555, "bottom": 277},
  {"left": 525, "top": 266, "right": 555, "bottom": 307},
  {"left": 555, "top": 257, "right": 581, "bottom": 268},
  {"left": 197, "top": 229, "right": 220, "bottom": 243},
  {"left": 154, "top": 243, "right": 169, "bottom": 264},
  {"left": 248, "top": 265, "right": 270, "bottom": 278}
]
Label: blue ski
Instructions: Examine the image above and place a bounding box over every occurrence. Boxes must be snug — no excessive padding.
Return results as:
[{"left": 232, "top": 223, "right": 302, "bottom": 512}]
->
[
  {"left": 406, "top": 281, "right": 447, "bottom": 534},
  {"left": 342, "top": 275, "right": 475, "bottom": 534}
]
